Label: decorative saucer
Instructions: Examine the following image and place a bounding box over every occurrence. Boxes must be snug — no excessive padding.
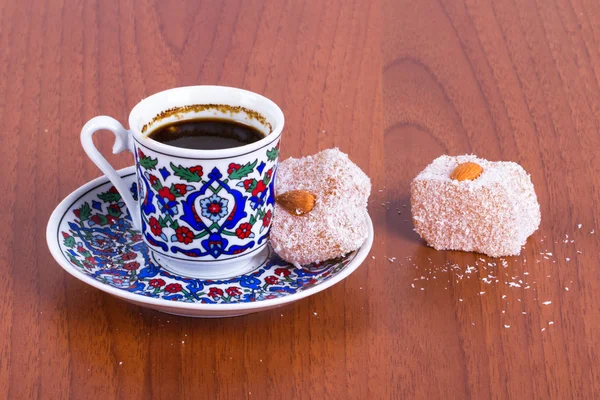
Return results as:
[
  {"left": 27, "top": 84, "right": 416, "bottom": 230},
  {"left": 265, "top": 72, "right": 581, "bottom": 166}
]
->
[{"left": 46, "top": 166, "right": 373, "bottom": 318}]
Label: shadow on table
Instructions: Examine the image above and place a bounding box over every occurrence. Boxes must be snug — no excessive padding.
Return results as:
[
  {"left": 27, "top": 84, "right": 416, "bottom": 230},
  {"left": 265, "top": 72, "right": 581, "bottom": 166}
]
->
[{"left": 377, "top": 195, "right": 422, "bottom": 244}]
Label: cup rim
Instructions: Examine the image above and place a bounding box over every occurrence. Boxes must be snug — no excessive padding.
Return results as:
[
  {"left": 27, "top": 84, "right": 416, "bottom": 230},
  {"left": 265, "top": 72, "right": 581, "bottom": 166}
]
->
[{"left": 128, "top": 86, "right": 284, "bottom": 159}]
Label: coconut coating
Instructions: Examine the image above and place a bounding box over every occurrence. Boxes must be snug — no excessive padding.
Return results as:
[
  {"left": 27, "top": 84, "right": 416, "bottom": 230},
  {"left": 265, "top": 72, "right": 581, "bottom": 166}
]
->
[
  {"left": 411, "top": 155, "right": 540, "bottom": 257},
  {"left": 270, "top": 149, "right": 371, "bottom": 265}
]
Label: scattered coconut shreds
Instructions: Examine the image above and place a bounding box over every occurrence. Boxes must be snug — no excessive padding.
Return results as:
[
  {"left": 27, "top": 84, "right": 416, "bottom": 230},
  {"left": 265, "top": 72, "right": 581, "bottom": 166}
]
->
[
  {"left": 504, "top": 325, "right": 511, "bottom": 328},
  {"left": 397, "top": 224, "right": 595, "bottom": 320},
  {"left": 548, "top": 321, "right": 554, "bottom": 325},
  {"left": 541, "top": 328, "right": 546, "bottom": 332}
]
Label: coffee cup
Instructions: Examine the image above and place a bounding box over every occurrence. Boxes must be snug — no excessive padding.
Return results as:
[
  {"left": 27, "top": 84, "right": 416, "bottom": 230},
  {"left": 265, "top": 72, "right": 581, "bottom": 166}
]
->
[{"left": 81, "top": 86, "right": 284, "bottom": 278}]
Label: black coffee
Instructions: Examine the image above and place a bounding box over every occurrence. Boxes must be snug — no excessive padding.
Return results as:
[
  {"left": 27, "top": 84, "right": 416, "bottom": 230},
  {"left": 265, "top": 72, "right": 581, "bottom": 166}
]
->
[{"left": 148, "top": 118, "right": 265, "bottom": 150}]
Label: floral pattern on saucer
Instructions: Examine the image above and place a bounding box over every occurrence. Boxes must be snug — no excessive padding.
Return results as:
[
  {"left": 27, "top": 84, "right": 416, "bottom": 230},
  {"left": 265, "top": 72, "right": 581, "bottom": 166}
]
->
[{"left": 57, "top": 173, "right": 356, "bottom": 304}]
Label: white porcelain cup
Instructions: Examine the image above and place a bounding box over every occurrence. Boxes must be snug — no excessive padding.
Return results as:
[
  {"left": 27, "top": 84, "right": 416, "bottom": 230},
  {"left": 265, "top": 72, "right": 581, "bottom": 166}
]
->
[{"left": 81, "top": 86, "right": 284, "bottom": 278}]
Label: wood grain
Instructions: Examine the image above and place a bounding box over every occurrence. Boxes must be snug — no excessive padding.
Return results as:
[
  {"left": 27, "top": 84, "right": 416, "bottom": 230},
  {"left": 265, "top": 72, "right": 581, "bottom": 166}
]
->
[{"left": 0, "top": 0, "right": 598, "bottom": 398}]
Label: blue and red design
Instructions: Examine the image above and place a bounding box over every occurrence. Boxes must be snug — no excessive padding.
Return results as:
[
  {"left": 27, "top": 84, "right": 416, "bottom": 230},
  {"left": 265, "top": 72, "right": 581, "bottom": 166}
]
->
[{"left": 134, "top": 145, "right": 279, "bottom": 260}]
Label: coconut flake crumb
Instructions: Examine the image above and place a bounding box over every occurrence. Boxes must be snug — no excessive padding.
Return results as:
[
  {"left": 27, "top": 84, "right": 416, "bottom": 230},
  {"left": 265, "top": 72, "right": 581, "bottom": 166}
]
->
[
  {"left": 542, "top": 301, "right": 552, "bottom": 305},
  {"left": 504, "top": 325, "right": 510, "bottom": 328}
]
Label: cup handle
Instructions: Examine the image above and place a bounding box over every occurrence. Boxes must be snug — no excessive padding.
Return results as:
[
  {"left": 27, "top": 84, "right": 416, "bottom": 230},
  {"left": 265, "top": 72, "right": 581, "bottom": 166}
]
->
[{"left": 81, "top": 116, "right": 141, "bottom": 230}]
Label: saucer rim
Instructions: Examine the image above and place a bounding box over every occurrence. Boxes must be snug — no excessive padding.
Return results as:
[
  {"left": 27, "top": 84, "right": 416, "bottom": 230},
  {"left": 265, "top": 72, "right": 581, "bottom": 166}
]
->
[{"left": 47, "top": 166, "right": 373, "bottom": 312}]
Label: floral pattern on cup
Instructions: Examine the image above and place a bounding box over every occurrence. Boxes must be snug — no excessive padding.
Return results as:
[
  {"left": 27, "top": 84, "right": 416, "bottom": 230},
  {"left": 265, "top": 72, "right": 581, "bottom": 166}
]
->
[
  {"left": 134, "top": 144, "right": 279, "bottom": 260},
  {"left": 58, "top": 176, "right": 354, "bottom": 304}
]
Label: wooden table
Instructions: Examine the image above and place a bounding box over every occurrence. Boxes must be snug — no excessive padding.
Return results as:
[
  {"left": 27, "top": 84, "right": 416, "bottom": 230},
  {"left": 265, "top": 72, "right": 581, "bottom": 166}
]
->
[{"left": 2, "top": 0, "right": 599, "bottom": 398}]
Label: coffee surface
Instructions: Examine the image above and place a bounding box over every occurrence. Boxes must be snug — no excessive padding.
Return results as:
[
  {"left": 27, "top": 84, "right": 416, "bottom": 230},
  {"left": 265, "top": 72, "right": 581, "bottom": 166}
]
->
[{"left": 147, "top": 118, "right": 265, "bottom": 150}]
